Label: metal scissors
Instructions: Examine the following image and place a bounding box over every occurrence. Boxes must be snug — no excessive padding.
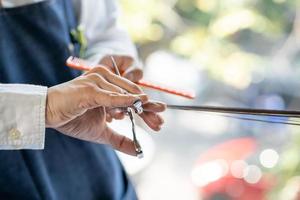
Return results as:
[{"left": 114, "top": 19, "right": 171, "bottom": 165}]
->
[
  {"left": 167, "top": 104, "right": 300, "bottom": 126},
  {"left": 110, "top": 56, "right": 144, "bottom": 158}
]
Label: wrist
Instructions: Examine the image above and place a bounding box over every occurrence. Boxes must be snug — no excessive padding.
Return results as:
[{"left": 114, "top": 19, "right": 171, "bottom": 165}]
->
[{"left": 45, "top": 87, "right": 55, "bottom": 128}]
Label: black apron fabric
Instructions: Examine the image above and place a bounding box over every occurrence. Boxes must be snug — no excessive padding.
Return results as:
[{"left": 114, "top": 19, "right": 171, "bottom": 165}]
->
[{"left": 0, "top": 1, "right": 137, "bottom": 199}]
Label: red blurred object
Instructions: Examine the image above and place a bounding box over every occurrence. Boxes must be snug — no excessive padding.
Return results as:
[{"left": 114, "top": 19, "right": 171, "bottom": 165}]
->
[
  {"left": 197, "top": 137, "right": 257, "bottom": 164},
  {"left": 192, "top": 137, "right": 274, "bottom": 200},
  {"left": 200, "top": 175, "right": 272, "bottom": 200}
]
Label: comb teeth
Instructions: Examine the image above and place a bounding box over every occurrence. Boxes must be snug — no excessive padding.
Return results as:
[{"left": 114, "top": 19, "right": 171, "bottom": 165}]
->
[
  {"left": 66, "top": 56, "right": 93, "bottom": 71},
  {"left": 73, "top": 57, "right": 87, "bottom": 64},
  {"left": 70, "top": 56, "right": 92, "bottom": 66}
]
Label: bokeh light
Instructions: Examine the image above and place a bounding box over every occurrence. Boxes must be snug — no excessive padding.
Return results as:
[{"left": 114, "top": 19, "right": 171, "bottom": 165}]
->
[
  {"left": 231, "top": 160, "right": 248, "bottom": 178},
  {"left": 243, "top": 165, "right": 262, "bottom": 184},
  {"left": 118, "top": 0, "right": 300, "bottom": 199},
  {"left": 259, "top": 149, "right": 279, "bottom": 169},
  {"left": 191, "top": 159, "right": 229, "bottom": 187}
]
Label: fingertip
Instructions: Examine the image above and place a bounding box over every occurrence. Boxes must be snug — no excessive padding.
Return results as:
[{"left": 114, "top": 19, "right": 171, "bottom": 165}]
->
[
  {"left": 126, "top": 141, "right": 138, "bottom": 156},
  {"left": 157, "top": 126, "right": 162, "bottom": 131},
  {"left": 161, "top": 103, "right": 167, "bottom": 111},
  {"left": 129, "top": 94, "right": 148, "bottom": 106},
  {"left": 106, "top": 116, "right": 113, "bottom": 123},
  {"left": 143, "top": 101, "right": 167, "bottom": 112},
  {"left": 105, "top": 127, "right": 138, "bottom": 156},
  {"left": 153, "top": 125, "right": 161, "bottom": 132},
  {"left": 157, "top": 114, "right": 164, "bottom": 125},
  {"left": 137, "top": 94, "right": 148, "bottom": 103},
  {"left": 155, "top": 102, "right": 167, "bottom": 112},
  {"left": 106, "top": 112, "right": 112, "bottom": 121},
  {"left": 116, "top": 139, "right": 137, "bottom": 157},
  {"left": 124, "top": 69, "right": 143, "bottom": 82}
]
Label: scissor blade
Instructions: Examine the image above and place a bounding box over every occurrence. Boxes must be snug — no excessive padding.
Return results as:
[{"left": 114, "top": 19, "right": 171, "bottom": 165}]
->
[{"left": 167, "top": 104, "right": 300, "bottom": 118}]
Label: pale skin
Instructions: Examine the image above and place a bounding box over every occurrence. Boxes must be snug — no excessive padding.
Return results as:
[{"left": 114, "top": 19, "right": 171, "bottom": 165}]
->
[
  {"left": 46, "top": 56, "right": 166, "bottom": 156},
  {"left": 100, "top": 55, "right": 166, "bottom": 130}
]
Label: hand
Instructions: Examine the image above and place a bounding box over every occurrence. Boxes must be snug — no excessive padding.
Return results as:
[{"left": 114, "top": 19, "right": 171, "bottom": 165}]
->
[
  {"left": 100, "top": 55, "right": 166, "bottom": 131},
  {"left": 100, "top": 55, "right": 143, "bottom": 82},
  {"left": 46, "top": 66, "right": 148, "bottom": 156}
]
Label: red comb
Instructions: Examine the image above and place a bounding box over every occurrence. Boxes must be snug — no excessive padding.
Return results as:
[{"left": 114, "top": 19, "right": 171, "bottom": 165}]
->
[{"left": 66, "top": 56, "right": 195, "bottom": 99}]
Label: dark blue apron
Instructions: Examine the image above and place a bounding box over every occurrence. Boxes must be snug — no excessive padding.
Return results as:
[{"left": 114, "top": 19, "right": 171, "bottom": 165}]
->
[{"left": 0, "top": 0, "right": 137, "bottom": 199}]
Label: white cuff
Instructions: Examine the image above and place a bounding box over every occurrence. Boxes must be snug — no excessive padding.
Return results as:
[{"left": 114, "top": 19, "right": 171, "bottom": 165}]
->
[{"left": 0, "top": 84, "right": 47, "bottom": 149}]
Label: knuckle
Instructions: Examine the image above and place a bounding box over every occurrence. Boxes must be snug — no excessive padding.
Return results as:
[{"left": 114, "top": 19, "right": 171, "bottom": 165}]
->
[
  {"left": 102, "top": 93, "right": 116, "bottom": 107},
  {"left": 81, "top": 82, "right": 98, "bottom": 94},
  {"left": 93, "top": 66, "right": 109, "bottom": 75},
  {"left": 107, "top": 92, "right": 127, "bottom": 106},
  {"left": 77, "top": 84, "right": 98, "bottom": 108},
  {"left": 85, "top": 80, "right": 97, "bottom": 89},
  {"left": 87, "top": 73, "right": 104, "bottom": 82},
  {"left": 85, "top": 73, "right": 97, "bottom": 81},
  {"left": 107, "top": 92, "right": 120, "bottom": 101}
]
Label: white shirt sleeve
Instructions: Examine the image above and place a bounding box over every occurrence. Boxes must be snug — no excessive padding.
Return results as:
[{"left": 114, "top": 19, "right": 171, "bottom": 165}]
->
[
  {"left": 0, "top": 84, "right": 47, "bottom": 149},
  {"left": 75, "top": 0, "right": 138, "bottom": 64},
  {"left": 2, "top": 0, "right": 138, "bottom": 64}
]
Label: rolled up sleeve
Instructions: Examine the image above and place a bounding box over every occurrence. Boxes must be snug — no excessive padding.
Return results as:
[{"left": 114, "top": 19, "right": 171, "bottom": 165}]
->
[
  {"left": 78, "top": 0, "right": 138, "bottom": 64},
  {"left": 0, "top": 84, "right": 47, "bottom": 149}
]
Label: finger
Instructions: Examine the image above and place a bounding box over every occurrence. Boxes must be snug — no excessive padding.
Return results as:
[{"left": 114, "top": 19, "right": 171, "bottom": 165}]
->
[
  {"left": 119, "top": 55, "right": 134, "bottom": 72},
  {"left": 102, "top": 126, "right": 137, "bottom": 156},
  {"left": 143, "top": 112, "right": 164, "bottom": 125},
  {"left": 100, "top": 56, "right": 143, "bottom": 82},
  {"left": 107, "top": 108, "right": 125, "bottom": 120},
  {"left": 87, "top": 73, "right": 125, "bottom": 94},
  {"left": 106, "top": 112, "right": 113, "bottom": 122},
  {"left": 105, "top": 71, "right": 144, "bottom": 94},
  {"left": 87, "top": 67, "right": 144, "bottom": 95},
  {"left": 123, "top": 67, "right": 143, "bottom": 82},
  {"left": 100, "top": 55, "right": 134, "bottom": 74},
  {"left": 99, "top": 56, "right": 115, "bottom": 72},
  {"left": 143, "top": 101, "right": 167, "bottom": 113},
  {"left": 139, "top": 112, "right": 164, "bottom": 131},
  {"left": 94, "top": 89, "right": 148, "bottom": 108}
]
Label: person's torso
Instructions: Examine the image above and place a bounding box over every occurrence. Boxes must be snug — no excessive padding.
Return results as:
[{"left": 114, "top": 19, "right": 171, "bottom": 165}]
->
[{"left": 0, "top": 1, "right": 136, "bottom": 199}]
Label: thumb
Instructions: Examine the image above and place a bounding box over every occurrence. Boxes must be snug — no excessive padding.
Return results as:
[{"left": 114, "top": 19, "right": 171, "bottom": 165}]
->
[{"left": 93, "top": 89, "right": 148, "bottom": 108}]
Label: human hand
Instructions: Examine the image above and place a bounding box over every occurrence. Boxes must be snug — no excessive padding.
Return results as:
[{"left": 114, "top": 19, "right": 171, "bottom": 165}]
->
[
  {"left": 46, "top": 66, "right": 148, "bottom": 155},
  {"left": 100, "top": 55, "right": 166, "bottom": 131},
  {"left": 100, "top": 55, "right": 143, "bottom": 82}
]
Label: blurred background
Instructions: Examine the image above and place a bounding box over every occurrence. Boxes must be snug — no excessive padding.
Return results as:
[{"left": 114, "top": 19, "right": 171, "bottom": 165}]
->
[{"left": 115, "top": 0, "right": 300, "bottom": 199}]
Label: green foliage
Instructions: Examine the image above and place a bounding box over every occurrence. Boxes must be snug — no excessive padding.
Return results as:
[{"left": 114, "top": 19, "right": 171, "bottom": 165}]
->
[
  {"left": 119, "top": 2, "right": 300, "bottom": 198},
  {"left": 120, "top": 0, "right": 298, "bottom": 89}
]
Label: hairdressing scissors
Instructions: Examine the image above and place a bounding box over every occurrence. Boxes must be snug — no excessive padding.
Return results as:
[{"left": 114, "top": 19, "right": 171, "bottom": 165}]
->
[{"left": 110, "top": 56, "right": 144, "bottom": 158}]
